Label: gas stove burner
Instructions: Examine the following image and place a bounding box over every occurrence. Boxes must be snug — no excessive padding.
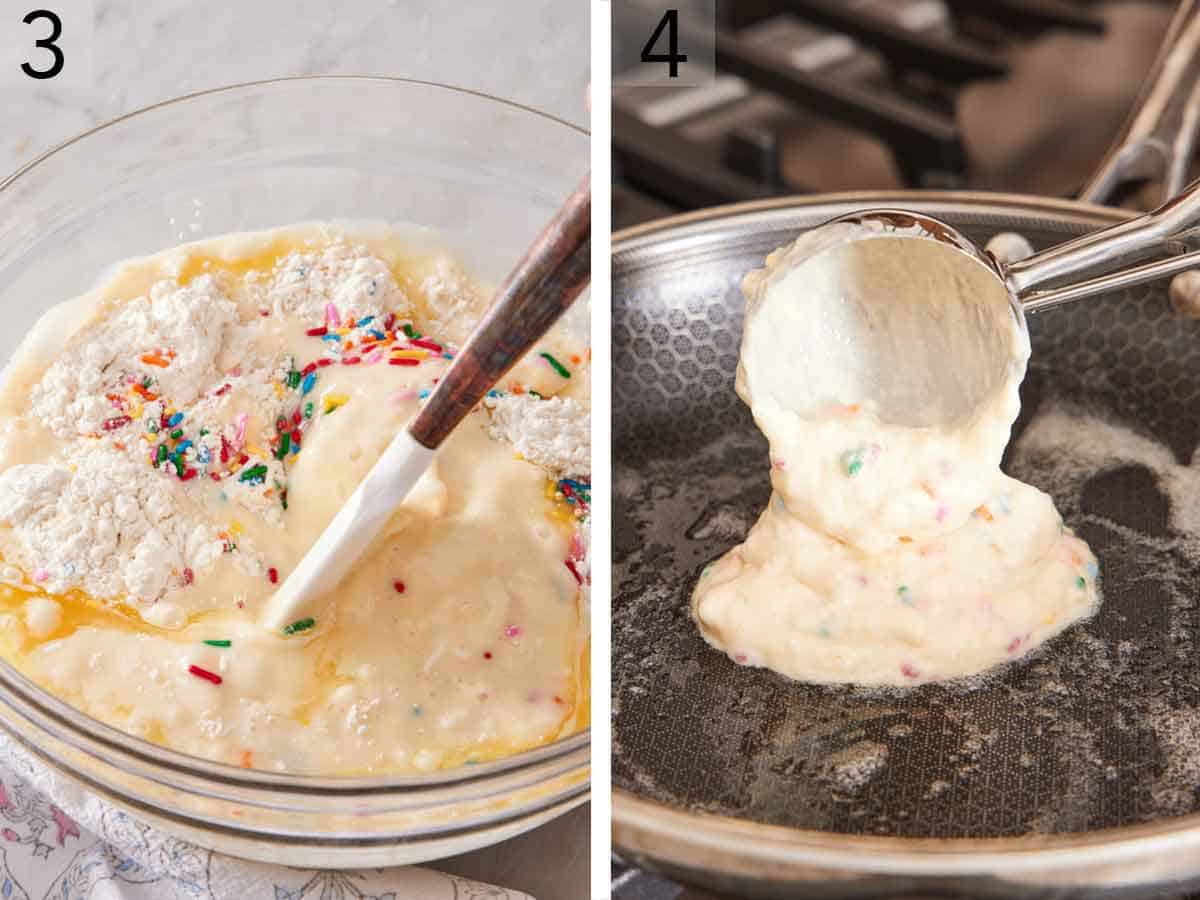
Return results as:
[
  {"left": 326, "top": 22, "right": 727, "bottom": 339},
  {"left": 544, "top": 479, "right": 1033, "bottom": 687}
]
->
[{"left": 613, "top": 0, "right": 1174, "bottom": 230}]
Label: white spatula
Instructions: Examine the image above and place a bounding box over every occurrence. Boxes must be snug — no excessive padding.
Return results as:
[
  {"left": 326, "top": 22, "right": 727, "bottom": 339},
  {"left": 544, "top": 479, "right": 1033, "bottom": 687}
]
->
[{"left": 260, "top": 175, "right": 590, "bottom": 633}]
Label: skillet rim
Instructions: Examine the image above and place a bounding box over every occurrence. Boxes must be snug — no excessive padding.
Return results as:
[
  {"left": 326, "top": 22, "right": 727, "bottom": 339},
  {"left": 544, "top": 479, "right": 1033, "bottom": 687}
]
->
[{"left": 611, "top": 190, "right": 1200, "bottom": 886}]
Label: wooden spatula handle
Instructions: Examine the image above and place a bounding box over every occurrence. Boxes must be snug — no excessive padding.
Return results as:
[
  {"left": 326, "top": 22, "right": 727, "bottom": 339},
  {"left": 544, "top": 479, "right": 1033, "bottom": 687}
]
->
[{"left": 408, "top": 173, "right": 591, "bottom": 449}]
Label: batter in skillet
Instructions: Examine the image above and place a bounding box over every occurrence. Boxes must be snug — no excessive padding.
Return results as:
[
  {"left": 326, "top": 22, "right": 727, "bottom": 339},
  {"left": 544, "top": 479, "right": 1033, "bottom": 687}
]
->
[
  {"left": 0, "top": 223, "right": 590, "bottom": 773},
  {"left": 692, "top": 231, "right": 1099, "bottom": 686}
]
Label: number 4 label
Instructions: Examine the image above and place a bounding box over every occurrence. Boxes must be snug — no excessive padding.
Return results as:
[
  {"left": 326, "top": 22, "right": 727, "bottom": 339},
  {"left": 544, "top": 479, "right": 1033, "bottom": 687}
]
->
[
  {"left": 616, "top": 2, "right": 713, "bottom": 87},
  {"left": 641, "top": 9, "right": 688, "bottom": 78}
]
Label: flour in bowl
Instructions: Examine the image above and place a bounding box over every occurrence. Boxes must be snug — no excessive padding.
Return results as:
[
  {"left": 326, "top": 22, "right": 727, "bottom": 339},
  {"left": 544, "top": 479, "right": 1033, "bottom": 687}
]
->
[
  {"left": 487, "top": 393, "right": 590, "bottom": 477},
  {"left": 0, "top": 454, "right": 224, "bottom": 603},
  {"left": 0, "top": 223, "right": 590, "bottom": 774}
]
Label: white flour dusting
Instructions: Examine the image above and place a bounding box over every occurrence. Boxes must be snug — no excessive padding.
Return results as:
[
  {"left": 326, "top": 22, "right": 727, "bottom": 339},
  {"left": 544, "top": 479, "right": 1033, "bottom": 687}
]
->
[
  {"left": 486, "top": 394, "right": 590, "bottom": 477},
  {"left": 30, "top": 275, "right": 245, "bottom": 439},
  {"left": 419, "top": 257, "right": 484, "bottom": 341},
  {"left": 0, "top": 453, "right": 222, "bottom": 601},
  {"left": 3, "top": 243, "right": 433, "bottom": 610},
  {"left": 253, "top": 243, "right": 411, "bottom": 323}
]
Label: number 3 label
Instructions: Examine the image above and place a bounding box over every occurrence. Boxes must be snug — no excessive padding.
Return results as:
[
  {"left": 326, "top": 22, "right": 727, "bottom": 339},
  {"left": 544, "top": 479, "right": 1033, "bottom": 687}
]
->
[{"left": 21, "top": 9, "right": 64, "bottom": 79}]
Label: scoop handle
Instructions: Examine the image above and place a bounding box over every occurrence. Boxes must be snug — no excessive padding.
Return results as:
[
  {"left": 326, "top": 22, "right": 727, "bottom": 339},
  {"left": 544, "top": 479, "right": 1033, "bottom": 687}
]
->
[
  {"left": 1009, "top": 181, "right": 1200, "bottom": 311},
  {"left": 1009, "top": 1, "right": 1200, "bottom": 305},
  {"left": 1080, "top": 0, "right": 1200, "bottom": 206},
  {"left": 408, "top": 173, "right": 591, "bottom": 449}
]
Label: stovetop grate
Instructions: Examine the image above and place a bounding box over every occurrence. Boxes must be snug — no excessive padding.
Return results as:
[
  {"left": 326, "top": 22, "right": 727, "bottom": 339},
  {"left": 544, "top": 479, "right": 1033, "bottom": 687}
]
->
[{"left": 613, "top": 0, "right": 1171, "bottom": 230}]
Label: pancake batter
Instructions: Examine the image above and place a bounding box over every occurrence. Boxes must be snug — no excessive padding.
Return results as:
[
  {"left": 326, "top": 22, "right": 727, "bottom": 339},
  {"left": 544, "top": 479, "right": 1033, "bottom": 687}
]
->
[
  {"left": 692, "top": 233, "right": 1099, "bottom": 686},
  {"left": 0, "top": 223, "right": 590, "bottom": 773}
]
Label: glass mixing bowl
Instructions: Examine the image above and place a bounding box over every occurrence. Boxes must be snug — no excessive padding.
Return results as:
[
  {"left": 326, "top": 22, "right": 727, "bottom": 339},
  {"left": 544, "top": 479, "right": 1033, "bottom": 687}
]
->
[{"left": 0, "top": 77, "right": 590, "bottom": 866}]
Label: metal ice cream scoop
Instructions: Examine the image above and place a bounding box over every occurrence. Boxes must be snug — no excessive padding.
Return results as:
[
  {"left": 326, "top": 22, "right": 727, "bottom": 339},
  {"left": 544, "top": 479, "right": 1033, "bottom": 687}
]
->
[
  {"left": 753, "top": 193, "right": 1200, "bottom": 430},
  {"left": 761, "top": 2, "right": 1200, "bottom": 430}
]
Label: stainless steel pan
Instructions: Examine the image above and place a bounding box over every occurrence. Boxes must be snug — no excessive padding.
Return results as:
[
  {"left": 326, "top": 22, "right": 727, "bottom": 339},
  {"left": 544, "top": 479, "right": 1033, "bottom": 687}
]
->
[{"left": 612, "top": 4, "right": 1200, "bottom": 897}]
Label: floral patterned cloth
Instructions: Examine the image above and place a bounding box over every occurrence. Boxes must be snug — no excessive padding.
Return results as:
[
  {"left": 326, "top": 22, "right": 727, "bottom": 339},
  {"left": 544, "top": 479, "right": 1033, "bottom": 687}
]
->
[{"left": 0, "top": 732, "right": 529, "bottom": 900}]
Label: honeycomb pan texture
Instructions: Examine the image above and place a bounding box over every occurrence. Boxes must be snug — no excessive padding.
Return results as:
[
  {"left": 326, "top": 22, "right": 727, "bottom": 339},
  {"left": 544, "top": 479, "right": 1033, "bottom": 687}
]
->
[{"left": 613, "top": 200, "right": 1200, "bottom": 840}]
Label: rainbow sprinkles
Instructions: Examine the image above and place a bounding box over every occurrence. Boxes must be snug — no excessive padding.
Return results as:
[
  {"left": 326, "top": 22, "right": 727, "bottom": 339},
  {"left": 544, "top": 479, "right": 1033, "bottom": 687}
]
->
[{"left": 104, "top": 307, "right": 461, "bottom": 517}]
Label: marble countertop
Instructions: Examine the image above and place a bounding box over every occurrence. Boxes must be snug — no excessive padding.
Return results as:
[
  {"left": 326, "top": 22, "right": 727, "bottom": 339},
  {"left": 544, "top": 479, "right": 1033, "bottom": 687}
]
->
[
  {"left": 2, "top": 0, "right": 588, "bottom": 177},
  {"left": 0, "top": 1, "right": 589, "bottom": 898}
]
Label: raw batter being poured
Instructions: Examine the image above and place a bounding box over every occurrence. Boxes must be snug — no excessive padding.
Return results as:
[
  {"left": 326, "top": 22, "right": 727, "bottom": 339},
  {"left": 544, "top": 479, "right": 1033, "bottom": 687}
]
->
[
  {"left": 0, "top": 223, "right": 590, "bottom": 773},
  {"left": 692, "top": 225, "right": 1099, "bottom": 685}
]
